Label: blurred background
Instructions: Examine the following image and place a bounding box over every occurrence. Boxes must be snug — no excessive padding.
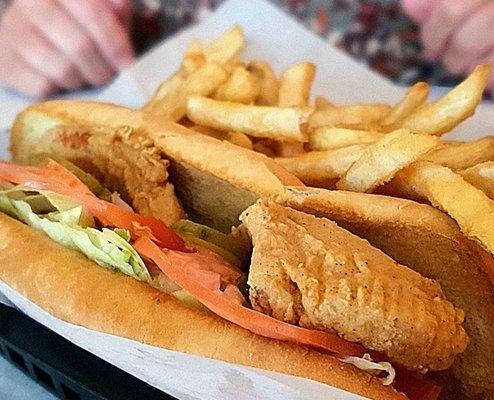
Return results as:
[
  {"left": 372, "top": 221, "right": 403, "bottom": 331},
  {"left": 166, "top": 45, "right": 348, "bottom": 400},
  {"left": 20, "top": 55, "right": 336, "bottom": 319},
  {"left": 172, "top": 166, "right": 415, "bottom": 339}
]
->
[{"left": 0, "top": 0, "right": 493, "bottom": 99}]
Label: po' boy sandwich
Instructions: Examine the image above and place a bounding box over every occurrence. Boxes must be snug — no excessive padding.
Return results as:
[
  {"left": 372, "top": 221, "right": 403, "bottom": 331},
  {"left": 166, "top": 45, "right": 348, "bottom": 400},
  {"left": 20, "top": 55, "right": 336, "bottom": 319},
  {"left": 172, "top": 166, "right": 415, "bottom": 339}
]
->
[{"left": 1, "top": 100, "right": 492, "bottom": 399}]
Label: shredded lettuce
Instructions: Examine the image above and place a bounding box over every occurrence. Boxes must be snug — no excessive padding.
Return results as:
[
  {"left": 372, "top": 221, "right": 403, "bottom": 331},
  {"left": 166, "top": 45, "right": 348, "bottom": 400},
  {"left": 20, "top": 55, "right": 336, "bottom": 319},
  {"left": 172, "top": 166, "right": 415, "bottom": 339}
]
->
[{"left": 0, "top": 188, "right": 150, "bottom": 282}]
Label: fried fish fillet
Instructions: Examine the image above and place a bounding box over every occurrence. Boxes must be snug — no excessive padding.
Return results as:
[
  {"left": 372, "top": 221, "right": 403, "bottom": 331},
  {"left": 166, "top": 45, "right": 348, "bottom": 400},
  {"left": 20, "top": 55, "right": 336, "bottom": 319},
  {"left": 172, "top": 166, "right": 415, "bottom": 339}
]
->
[
  {"left": 12, "top": 121, "right": 184, "bottom": 226},
  {"left": 241, "top": 201, "right": 467, "bottom": 372}
]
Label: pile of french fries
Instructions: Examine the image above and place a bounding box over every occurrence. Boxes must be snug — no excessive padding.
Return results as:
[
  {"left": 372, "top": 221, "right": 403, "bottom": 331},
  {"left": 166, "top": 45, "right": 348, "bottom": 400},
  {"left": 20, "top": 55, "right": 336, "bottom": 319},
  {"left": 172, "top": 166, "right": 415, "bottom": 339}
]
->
[{"left": 144, "top": 25, "right": 494, "bottom": 258}]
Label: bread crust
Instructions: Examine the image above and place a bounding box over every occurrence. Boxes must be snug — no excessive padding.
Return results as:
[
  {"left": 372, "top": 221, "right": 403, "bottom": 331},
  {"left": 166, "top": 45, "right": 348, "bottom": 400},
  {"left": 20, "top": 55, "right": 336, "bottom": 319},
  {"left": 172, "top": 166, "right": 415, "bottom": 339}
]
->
[
  {"left": 0, "top": 213, "right": 405, "bottom": 400},
  {"left": 9, "top": 99, "right": 493, "bottom": 398},
  {"left": 10, "top": 100, "right": 302, "bottom": 197},
  {"left": 10, "top": 100, "right": 303, "bottom": 232}
]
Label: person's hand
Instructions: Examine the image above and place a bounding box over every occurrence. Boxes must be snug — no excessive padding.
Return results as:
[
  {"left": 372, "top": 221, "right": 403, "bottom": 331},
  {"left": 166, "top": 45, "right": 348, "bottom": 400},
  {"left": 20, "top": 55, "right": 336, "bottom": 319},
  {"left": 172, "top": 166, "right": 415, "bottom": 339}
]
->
[
  {"left": 402, "top": 0, "right": 494, "bottom": 95},
  {"left": 0, "top": 0, "right": 134, "bottom": 98}
]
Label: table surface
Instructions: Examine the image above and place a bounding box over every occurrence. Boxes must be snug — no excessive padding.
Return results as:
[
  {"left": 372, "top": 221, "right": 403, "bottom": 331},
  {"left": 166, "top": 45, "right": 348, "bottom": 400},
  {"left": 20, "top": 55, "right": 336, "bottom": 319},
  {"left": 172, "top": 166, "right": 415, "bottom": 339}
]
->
[{"left": 0, "top": 355, "right": 57, "bottom": 400}]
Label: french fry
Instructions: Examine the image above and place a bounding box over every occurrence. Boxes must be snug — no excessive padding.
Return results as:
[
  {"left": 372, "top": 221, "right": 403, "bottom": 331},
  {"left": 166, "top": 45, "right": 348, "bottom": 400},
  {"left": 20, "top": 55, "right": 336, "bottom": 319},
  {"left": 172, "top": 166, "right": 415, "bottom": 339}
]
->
[
  {"left": 143, "top": 71, "right": 185, "bottom": 108},
  {"left": 395, "top": 161, "right": 494, "bottom": 256},
  {"left": 274, "top": 145, "right": 367, "bottom": 184},
  {"left": 459, "top": 161, "right": 494, "bottom": 199},
  {"left": 308, "top": 103, "right": 391, "bottom": 130},
  {"left": 252, "top": 139, "right": 278, "bottom": 157},
  {"left": 190, "top": 126, "right": 253, "bottom": 150},
  {"left": 310, "top": 127, "right": 384, "bottom": 150},
  {"left": 399, "top": 64, "right": 490, "bottom": 136},
  {"left": 336, "top": 130, "right": 438, "bottom": 193},
  {"left": 380, "top": 82, "right": 429, "bottom": 128},
  {"left": 314, "top": 96, "right": 334, "bottom": 110},
  {"left": 182, "top": 54, "right": 206, "bottom": 75},
  {"left": 422, "top": 137, "right": 494, "bottom": 170},
  {"left": 143, "top": 63, "right": 228, "bottom": 121},
  {"left": 185, "top": 40, "right": 202, "bottom": 54},
  {"left": 247, "top": 61, "right": 279, "bottom": 106},
  {"left": 274, "top": 142, "right": 305, "bottom": 157},
  {"left": 186, "top": 96, "right": 308, "bottom": 142},
  {"left": 189, "top": 124, "right": 225, "bottom": 138},
  {"left": 278, "top": 62, "right": 316, "bottom": 107},
  {"left": 226, "top": 132, "right": 253, "bottom": 150},
  {"left": 214, "top": 66, "right": 260, "bottom": 104},
  {"left": 182, "top": 40, "right": 205, "bottom": 75},
  {"left": 204, "top": 25, "right": 244, "bottom": 64},
  {"left": 221, "top": 57, "right": 245, "bottom": 74}
]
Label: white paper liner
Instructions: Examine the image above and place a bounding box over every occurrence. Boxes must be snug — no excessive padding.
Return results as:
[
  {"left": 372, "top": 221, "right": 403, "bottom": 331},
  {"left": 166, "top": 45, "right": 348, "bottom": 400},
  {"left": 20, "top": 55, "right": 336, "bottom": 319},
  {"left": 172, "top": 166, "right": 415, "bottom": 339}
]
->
[{"left": 0, "top": 280, "right": 363, "bottom": 400}]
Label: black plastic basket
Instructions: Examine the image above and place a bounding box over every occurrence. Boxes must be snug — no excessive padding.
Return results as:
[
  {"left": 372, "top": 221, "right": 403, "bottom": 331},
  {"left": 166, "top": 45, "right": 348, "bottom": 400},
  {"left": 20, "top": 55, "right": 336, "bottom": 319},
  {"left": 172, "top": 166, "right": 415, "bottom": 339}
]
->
[{"left": 0, "top": 303, "right": 176, "bottom": 400}]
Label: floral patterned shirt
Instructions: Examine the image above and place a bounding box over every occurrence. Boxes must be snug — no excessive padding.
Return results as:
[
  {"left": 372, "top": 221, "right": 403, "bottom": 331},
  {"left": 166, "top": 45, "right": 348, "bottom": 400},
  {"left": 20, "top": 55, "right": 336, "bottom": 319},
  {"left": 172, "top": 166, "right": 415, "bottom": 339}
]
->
[
  {"left": 132, "top": 0, "right": 458, "bottom": 86},
  {"left": 0, "top": 0, "right": 459, "bottom": 86}
]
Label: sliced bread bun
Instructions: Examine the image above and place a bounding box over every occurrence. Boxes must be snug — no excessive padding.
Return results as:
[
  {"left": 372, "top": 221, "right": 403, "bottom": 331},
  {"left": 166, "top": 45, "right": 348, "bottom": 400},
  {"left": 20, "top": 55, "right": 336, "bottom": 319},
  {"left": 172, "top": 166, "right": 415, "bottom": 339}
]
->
[
  {"left": 9, "top": 100, "right": 494, "bottom": 399},
  {"left": 11, "top": 100, "right": 302, "bottom": 232},
  {"left": 278, "top": 187, "right": 494, "bottom": 400},
  {"left": 0, "top": 203, "right": 404, "bottom": 400}
]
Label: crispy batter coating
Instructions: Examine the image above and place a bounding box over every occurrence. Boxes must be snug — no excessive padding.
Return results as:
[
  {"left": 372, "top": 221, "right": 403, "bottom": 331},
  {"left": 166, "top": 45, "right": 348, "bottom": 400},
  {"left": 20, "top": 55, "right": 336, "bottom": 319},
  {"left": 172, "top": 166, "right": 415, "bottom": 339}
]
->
[
  {"left": 21, "top": 123, "right": 185, "bottom": 225},
  {"left": 241, "top": 201, "right": 467, "bottom": 372}
]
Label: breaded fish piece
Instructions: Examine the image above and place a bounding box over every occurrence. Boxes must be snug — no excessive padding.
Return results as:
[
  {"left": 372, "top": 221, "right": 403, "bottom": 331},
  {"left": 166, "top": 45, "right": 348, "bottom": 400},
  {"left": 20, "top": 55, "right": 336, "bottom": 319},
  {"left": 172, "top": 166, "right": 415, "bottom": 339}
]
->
[
  {"left": 13, "top": 122, "right": 185, "bottom": 225},
  {"left": 240, "top": 201, "right": 467, "bottom": 372}
]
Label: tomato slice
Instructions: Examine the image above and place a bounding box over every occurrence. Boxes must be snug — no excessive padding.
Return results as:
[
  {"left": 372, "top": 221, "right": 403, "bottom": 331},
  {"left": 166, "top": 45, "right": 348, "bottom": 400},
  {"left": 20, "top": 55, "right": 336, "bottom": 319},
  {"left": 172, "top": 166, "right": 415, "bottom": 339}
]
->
[
  {"left": 393, "top": 367, "right": 441, "bottom": 400},
  {"left": 171, "top": 245, "right": 242, "bottom": 285},
  {"left": 0, "top": 161, "right": 441, "bottom": 399},
  {"left": 134, "top": 236, "right": 367, "bottom": 356},
  {"left": 0, "top": 160, "right": 188, "bottom": 252},
  {"left": 45, "top": 160, "right": 95, "bottom": 195},
  {"left": 134, "top": 237, "right": 441, "bottom": 400}
]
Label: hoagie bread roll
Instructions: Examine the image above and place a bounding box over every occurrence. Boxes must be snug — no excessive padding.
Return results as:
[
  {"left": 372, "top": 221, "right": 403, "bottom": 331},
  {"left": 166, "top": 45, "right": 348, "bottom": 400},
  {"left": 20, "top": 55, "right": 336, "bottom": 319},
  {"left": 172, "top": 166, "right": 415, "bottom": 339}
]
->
[{"left": 5, "top": 100, "right": 493, "bottom": 399}]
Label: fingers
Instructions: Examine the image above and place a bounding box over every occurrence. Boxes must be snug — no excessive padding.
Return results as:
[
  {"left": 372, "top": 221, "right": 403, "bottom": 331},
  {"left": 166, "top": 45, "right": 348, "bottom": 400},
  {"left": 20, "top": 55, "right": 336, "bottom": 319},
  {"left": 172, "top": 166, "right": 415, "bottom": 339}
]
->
[
  {"left": 58, "top": 0, "right": 134, "bottom": 70},
  {"left": 487, "top": 56, "right": 494, "bottom": 96},
  {"left": 8, "top": 25, "right": 85, "bottom": 91},
  {"left": 401, "top": 0, "right": 434, "bottom": 23},
  {"left": 0, "top": 0, "right": 131, "bottom": 97},
  {"left": 15, "top": 0, "right": 115, "bottom": 87},
  {"left": 420, "top": 0, "right": 487, "bottom": 61},
  {"left": 441, "top": 2, "right": 494, "bottom": 76},
  {"left": 108, "top": 0, "right": 134, "bottom": 29},
  {"left": 0, "top": 47, "right": 56, "bottom": 98}
]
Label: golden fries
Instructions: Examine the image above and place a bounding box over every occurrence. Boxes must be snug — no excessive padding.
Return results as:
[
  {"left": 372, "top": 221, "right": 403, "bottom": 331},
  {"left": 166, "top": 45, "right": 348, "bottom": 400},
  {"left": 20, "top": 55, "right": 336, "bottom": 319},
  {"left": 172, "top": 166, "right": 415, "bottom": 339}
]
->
[
  {"left": 274, "top": 142, "right": 305, "bottom": 157},
  {"left": 214, "top": 66, "right": 260, "bottom": 104},
  {"left": 247, "top": 61, "right": 279, "bottom": 106},
  {"left": 204, "top": 25, "right": 244, "bottom": 64},
  {"left": 182, "top": 40, "right": 206, "bottom": 74},
  {"left": 144, "top": 27, "right": 493, "bottom": 210},
  {"left": 252, "top": 139, "right": 278, "bottom": 157},
  {"left": 459, "top": 161, "right": 494, "bottom": 199},
  {"left": 314, "top": 96, "right": 334, "bottom": 110},
  {"left": 310, "top": 127, "right": 384, "bottom": 150},
  {"left": 395, "top": 161, "right": 494, "bottom": 256},
  {"left": 278, "top": 62, "right": 316, "bottom": 107},
  {"left": 227, "top": 132, "right": 254, "bottom": 150},
  {"left": 190, "top": 125, "right": 253, "bottom": 150},
  {"left": 380, "top": 82, "right": 429, "bottom": 128},
  {"left": 186, "top": 96, "right": 308, "bottom": 142},
  {"left": 144, "top": 63, "right": 228, "bottom": 121},
  {"left": 189, "top": 124, "right": 226, "bottom": 138},
  {"left": 308, "top": 104, "right": 391, "bottom": 130},
  {"left": 336, "top": 130, "right": 438, "bottom": 193},
  {"left": 144, "top": 72, "right": 185, "bottom": 108},
  {"left": 422, "top": 137, "right": 494, "bottom": 170},
  {"left": 274, "top": 145, "right": 367, "bottom": 184},
  {"left": 399, "top": 65, "right": 490, "bottom": 136}
]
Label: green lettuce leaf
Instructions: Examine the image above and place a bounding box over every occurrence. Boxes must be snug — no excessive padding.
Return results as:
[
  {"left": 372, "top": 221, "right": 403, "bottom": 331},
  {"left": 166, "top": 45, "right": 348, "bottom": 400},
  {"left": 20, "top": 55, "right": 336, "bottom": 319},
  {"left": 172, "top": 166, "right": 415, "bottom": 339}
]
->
[{"left": 0, "top": 190, "right": 150, "bottom": 282}]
